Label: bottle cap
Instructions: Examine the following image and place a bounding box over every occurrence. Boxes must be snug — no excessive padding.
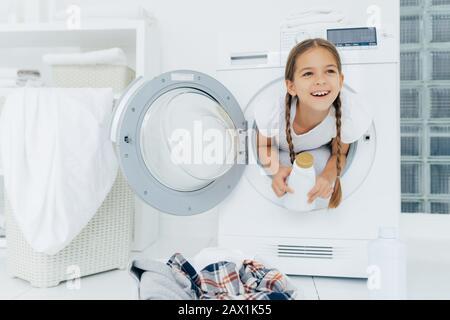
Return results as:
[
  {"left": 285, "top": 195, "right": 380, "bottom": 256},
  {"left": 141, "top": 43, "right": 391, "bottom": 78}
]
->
[
  {"left": 378, "top": 227, "right": 398, "bottom": 239},
  {"left": 295, "top": 152, "right": 314, "bottom": 169}
]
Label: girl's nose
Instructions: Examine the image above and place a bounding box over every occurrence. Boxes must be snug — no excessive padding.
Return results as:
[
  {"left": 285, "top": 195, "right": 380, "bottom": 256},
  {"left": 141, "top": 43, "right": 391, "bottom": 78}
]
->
[
  {"left": 314, "top": 74, "right": 327, "bottom": 85},
  {"left": 315, "top": 77, "right": 326, "bottom": 85}
]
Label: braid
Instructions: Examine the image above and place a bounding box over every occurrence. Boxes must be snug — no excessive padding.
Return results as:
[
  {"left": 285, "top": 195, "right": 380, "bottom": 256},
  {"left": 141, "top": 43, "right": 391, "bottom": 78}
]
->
[
  {"left": 335, "top": 95, "right": 342, "bottom": 178},
  {"left": 285, "top": 93, "right": 295, "bottom": 164},
  {"left": 329, "top": 93, "right": 343, "bottom": 208}
]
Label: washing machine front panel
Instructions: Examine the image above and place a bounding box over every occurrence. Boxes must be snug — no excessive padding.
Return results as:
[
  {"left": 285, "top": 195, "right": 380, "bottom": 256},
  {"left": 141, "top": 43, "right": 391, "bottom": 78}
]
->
[
  {"left": 112, "top": 70, "right": 246, "bottom": 216},
  {"left": 217, "top": 62, "right": 399, "bottom": 240},
  {"left": 216, "top": 14, "right": 399, "bottom": 277}
]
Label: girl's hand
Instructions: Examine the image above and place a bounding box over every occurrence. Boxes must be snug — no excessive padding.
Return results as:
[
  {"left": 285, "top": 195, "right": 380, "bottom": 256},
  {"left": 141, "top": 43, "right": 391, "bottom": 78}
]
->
[
  {"left": 272, "top": 166, "right": 294, "bottom": 197},
  {"left": 307, "top": 175, "right": 334, "bottom": 203}
]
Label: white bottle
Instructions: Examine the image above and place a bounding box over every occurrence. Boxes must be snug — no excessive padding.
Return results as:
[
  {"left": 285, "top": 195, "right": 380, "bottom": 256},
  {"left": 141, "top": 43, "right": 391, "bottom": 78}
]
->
[
  {"left": 367, "top": 227, "right": 407, "bottom": 300},
  {"left": 283, "top": 152, "right": 316, "bottom": 212}
]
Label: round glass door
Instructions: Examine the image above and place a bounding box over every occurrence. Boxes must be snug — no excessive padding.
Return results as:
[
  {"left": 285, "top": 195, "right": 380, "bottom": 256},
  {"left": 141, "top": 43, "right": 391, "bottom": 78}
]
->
[
  {"left": 140, "top": 88, "right": 238, "bottom": 192},
  {"left": 112, "top": 71, "right": 246, "bottom": 216}
]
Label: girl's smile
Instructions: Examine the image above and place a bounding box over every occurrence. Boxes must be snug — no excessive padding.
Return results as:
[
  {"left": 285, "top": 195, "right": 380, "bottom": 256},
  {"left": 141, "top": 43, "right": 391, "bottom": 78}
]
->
[{"left": 310, "top": 90, "right": 331, "bottom": 98}]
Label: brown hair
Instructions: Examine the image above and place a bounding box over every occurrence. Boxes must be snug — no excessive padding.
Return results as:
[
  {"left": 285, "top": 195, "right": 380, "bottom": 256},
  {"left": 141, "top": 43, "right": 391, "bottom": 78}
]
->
[{"left": 284, "top": 38, "right": 343, "bottom": 209}]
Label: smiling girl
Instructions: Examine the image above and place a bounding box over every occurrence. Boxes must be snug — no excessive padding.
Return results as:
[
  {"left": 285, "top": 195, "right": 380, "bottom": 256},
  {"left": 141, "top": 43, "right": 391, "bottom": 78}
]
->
[{"left": 256, "top": 38, "right": 372, "bottom": 209}]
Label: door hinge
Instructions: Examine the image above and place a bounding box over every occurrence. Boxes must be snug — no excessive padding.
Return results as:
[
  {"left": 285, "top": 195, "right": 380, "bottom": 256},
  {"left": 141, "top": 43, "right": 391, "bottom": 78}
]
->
[{"left": 237, "top": 121, "right": 249, "bottom": 165}]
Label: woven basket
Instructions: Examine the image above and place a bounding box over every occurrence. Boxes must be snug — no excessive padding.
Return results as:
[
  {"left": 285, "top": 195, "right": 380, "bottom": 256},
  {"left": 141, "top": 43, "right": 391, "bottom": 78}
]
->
[
  {"left": 5, "top": 172, "right": 133, "bottom": 287},
  {"left": 51, "top": 65, "right": 135, "bottom": 93},
  {"left": 5, "top": 63, "right": 136, "bottom": 287}
]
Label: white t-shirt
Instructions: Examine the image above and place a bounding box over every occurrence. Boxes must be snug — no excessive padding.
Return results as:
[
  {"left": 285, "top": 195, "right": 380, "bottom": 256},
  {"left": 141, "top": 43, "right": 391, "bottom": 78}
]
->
[{"left": 254, "top": 87, "right": 373, "bottom": 154}]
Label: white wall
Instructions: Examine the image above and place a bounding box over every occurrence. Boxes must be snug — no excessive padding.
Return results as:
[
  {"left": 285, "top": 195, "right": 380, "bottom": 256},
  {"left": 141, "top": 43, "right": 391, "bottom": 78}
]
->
[{"left": 48, "top": 0, "right": 395, "bottom": 74}]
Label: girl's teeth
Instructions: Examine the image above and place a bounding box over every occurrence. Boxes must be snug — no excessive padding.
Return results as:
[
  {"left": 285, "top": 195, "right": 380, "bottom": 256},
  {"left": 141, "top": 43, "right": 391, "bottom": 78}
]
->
[{"left": 312, "top": 91, "right": 329, "bottom": 96}]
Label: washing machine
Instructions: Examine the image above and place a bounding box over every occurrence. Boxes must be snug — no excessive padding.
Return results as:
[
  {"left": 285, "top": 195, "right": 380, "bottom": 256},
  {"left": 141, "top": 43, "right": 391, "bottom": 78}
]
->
[
  {"left": 215, "top": 24, "right": 400, "bottom": 278},
  {"left": 110, "top": 23, "right": 400, "bottom": 278}
]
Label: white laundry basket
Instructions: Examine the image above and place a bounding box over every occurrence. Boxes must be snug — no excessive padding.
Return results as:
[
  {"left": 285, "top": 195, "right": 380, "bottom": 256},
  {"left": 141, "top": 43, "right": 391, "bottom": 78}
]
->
[
  {"left": 4, "top": 64, "right": 136, "bottom": 288},
  {"left": 51, "top": 65, "right": 135, "bottom": 93},
  {"left": 5, "top": 172, "right": 133, "bottom": 288}
]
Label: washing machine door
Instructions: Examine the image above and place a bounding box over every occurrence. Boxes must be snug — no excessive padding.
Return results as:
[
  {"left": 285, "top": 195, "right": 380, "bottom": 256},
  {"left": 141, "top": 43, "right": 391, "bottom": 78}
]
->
[{"left": 110, "top": 70, "right": 247, "bottom": 216}]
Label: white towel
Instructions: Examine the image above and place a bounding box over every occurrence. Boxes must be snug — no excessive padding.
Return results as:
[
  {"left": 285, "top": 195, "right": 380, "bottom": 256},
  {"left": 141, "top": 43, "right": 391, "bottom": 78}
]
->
[
  {"left": 43, "top": 48, "right": 127, "bottom": 66},
  {"left": 0, "top": 68, "right": 18, "bottom": 79},
  {"left": 0, "top": 87, "right": 118, "bottom": 254}
]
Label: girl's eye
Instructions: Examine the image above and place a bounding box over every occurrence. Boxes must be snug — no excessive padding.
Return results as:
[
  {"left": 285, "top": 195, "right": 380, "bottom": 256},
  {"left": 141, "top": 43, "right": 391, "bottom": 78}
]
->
[
  {"left": 303, "top": 72, "right": 313, "bottom": 77},
  {"left": 327, "top": 70, "right": 336, "bottom": 74}
]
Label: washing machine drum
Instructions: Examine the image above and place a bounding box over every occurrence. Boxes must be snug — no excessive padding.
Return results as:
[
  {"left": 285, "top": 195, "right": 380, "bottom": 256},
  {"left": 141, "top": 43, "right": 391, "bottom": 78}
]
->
[{"left": 110, "top": 71, "right": 247, "bottom": 216}]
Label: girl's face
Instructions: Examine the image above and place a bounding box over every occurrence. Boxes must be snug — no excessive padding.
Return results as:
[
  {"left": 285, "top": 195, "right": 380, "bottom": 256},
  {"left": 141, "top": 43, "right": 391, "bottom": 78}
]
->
[{"left": 286, "top": 47, "right": 344, "bottom": 112}]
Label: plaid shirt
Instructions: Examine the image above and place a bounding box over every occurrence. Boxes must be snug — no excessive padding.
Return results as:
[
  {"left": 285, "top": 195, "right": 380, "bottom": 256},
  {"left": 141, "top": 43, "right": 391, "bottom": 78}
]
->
[{"left": 167, "top": 253, "right": 296, "bottom": 300}]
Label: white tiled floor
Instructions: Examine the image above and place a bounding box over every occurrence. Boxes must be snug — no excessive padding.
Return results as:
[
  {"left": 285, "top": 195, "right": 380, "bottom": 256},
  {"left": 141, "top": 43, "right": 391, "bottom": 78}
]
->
[
  {"left": 0, "top": 249, "right": 31, "bottom": 300},
  {"left": 0, "top": 235, "right": 449, "bottom": 300},
  {"left": 312, "top": 277, "right": 368, "bottom": 300}
]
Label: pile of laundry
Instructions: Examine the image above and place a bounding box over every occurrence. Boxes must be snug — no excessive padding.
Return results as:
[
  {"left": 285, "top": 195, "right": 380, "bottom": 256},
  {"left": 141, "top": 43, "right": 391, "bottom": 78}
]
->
[{"left": 130, "top": 252, "right": 297, "bottom": 300}]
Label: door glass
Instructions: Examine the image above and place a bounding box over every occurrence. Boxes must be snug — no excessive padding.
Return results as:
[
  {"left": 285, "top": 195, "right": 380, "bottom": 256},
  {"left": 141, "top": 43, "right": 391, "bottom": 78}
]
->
[{"left": 140, "top": 88, "right": 238, "bottom": 192}]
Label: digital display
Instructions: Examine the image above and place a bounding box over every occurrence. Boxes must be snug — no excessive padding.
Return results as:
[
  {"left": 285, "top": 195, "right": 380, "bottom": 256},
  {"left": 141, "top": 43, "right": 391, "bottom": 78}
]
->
[{"left": 327, "top": 27, "right": 377, "bottom": 47}]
